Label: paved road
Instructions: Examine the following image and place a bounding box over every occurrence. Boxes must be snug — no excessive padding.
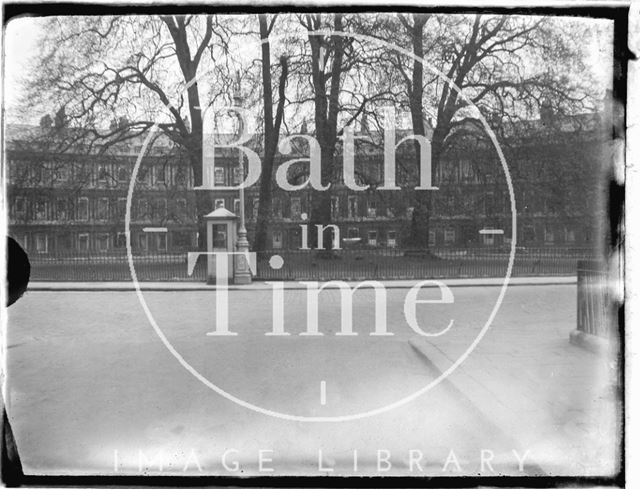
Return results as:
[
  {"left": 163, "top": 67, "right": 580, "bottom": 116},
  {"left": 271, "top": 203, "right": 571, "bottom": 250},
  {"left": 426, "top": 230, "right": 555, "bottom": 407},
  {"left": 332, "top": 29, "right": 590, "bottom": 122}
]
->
[{"left": 5, "top": 284, "right": 616, "bottom": 476}]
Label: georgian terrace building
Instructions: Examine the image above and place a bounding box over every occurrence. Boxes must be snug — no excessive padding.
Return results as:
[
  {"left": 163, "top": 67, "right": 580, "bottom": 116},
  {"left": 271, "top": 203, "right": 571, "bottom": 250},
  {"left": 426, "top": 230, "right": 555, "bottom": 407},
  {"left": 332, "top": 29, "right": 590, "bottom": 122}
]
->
[{"left": 5, "top": 111, "right": 606, "bottom": 255}]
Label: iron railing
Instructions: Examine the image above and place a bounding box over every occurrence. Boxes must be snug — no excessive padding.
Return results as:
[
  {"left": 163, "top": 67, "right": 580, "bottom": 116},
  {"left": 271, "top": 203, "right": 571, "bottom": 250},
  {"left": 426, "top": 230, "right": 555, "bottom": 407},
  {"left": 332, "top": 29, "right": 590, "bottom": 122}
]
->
[{"left": 27, "top": 246, "right": 594, "bottom": 282}]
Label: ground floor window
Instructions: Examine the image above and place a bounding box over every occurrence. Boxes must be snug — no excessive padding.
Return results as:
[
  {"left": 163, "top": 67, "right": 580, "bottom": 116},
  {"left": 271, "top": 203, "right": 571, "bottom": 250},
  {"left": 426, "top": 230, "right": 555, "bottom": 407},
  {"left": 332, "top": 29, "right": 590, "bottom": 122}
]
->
[
  {"left": 522, "top": 225, "right": 536, "bottom": 243},
  {"left": 115, "top": 232, "right": 126, "bottom": 249},
  {"left": 35, "top": 234, "right": 48, "bottom": 253},
  {"left": 428, "top": 230, "right": 436, "bottom": 247},
  {"left": 565, "top": 227, "right": 576, "bottom": 243},
  {"left": 348, "top": 227, "right": 359, "bottom": 239},
  {"left": 97, "top": 234, "right": 109, "bottom": 252},
  {"left": 56, "top": 199, "right": 68, "bottom": 220},
  {"left": 272, "top": 230, "right": 283, "bottom": 249},
  {"left": 482, "top": 233, "right": 494, "bottom": 246},
  {"left": 444, "top": 228, "right": 456, "bottom": 245},
  {"left": 544, "top": 226, "right": 555, "bottom": 243},
  {"left": 157, "top": 233, "right": 167, "bottom": 252},
  {"left": 387, "top": 230, "right": 397, "bottom": 248},
  {"left": 138, "top": 233, "right": 148, "bottom": 251},
  {"left": 367, "top": 230, "right": 377, "bottom": 246},
  {"left": 77, "top": 234, "right": 89, "bottom": 252}
]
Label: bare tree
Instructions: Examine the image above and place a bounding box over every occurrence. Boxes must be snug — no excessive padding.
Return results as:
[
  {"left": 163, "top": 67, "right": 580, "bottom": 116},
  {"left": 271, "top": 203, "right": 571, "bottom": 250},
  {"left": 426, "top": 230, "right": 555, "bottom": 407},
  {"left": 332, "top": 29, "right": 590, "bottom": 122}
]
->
[
  {"left": 253, "top": 14, "right": 289, "bottom": 252},
  {"left": 389, "top": 13, "right": 598, "bottom": 247},
  {"left": 24, "top": 15, "right": 234, "bottom": 248}
]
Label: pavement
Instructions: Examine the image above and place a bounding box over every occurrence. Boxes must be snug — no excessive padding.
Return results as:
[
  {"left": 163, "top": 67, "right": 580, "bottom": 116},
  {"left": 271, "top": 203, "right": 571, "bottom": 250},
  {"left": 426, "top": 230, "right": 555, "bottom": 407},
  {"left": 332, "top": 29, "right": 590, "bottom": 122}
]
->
[
  {"left": 28, "top": 275, "right": 577, "bottom": 291},
  {"left": 3, "top": 281, "right": 620, "bottom": 478}
]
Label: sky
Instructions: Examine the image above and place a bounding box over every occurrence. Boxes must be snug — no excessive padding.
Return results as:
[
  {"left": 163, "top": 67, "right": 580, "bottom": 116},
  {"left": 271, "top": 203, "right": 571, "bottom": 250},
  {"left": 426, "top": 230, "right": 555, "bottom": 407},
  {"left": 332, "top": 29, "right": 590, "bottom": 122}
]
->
[
  {"left": 2, "top": 14, "right": 614, "bottom": 127},
  {"left": 3, "top": 16, "right": 44, "bottom": 121}
]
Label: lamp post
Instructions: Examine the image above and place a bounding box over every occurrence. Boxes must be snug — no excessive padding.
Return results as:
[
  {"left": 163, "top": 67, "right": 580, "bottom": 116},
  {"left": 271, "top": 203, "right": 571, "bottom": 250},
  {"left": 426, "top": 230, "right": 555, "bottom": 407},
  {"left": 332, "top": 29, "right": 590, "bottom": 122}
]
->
[{"left": 232, "top": 71, "right": 252, "bottom": 284}]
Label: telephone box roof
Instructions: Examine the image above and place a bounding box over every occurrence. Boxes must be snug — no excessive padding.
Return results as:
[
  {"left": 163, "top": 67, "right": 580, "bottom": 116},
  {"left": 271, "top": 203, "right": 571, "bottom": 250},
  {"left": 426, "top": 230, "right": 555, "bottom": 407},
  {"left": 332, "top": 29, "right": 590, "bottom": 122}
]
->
[{"left": 204, "top": 207, "right": 237, "bottom": 219}]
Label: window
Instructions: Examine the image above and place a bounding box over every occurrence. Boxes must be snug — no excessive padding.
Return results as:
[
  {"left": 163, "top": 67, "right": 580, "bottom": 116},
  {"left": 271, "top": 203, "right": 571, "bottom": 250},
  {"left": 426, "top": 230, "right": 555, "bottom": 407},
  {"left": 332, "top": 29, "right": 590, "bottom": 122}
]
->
[
  {"left": 138, "top": 233, "right": 148, "bottom": 251},
  {"left": 176, "top": 198, "right": 187, "bottom": 217},
  {"left": 565, "top": 227, "right": 576, "bottom": 243},
  {"left": 115, "top": 232, "right": 126, "bottom": 249},
  {"left": 175, "top": 168, "right": 186, "bottom": 185},
  {"left": 56, "top": 199, "right": 68, "bottom": 220},
  {"left": 76, "top": 166, "right": 91, "bottom": 184},
  {"left": 137, "top": 166, "right": 149, "bottom": 183},
  {"left": 56, "top": 167, "right": 69, "bottom": 182},
  {"left": 97, "top": 198, "right": 109, "bottom": 220},
  {"left": 232, "top": 167, "right": 243, "bottom": 185},
  {"left": 368, "top": 230, "right": 377, "bottom": 246},
  {"left": 98, "top": 166, "right": 108, "bottom": 182},
  {"left": 444, "top": 229, "right": 456, "bottom": 245},
  {"left": 15, "top": 197, "right": 25, "bottom": 216},
  {"left": 523, "top": 225, "right": 536, "bottom": 243},
  {"left": 77, "top": 233, "right": 89, "bottom": 251},
  {"left": 32, "top": 166, "right": 42, "bottom": 183},
  {"left": 97, "top": 234, "right": 109, "bottom": 252},
  {"left": 348, "top": 227, "right": 359, "bottom": 239},
  {"left": 348, "top": 196, "right": 358, "bottom": 219},
  {"left": 428, "top": 230, "right": 436, "bottom": 247},
  {"left": 331, "top": 197, "right": 340, "bottom": 219},
  {"left": 272, "top": 230, "right": 283, "bottom": 249},
  {"left": 156, "top": 166, "right": 166, "bottom": 184},
  {"left": 35, "top": 234, "right": 48, "bottom": 253},
  {"left": 544, "top": 226, "right": 555, "bottom": 243},
  {"left": 157, "top": 233, "right": 167, "bottom": 251},
  {"left": 117, "top": 198, "right": 127, "bottom": 219},
  {"left": 215, "top": 198, "right": 225, "bottom": 210},
  {"left": 291, "top": 198, "right": 301, "bottom": 219},
  {"left": 367, "top": 200, "right": 377, "bottom": 218},
  {"left": 544, "top": 198, "right": 557, "bottom": 214},
  {"left": 35, "top": 200, "right": 47, "bottom": 220},
  {"left": 387, "top": 230, "right": 397, "bottom": 248},
  {"left": 252, "top": 198, "right": 260, "bottom": 219},
  {"left": 77, "top": 197, "right": 89, "bottom": 221},
  {"left": 43, "top": 162, "right": 54, "bottom": 182},
  {"left": 233, "top": 199, "right": 241, "bottom": 215},
  {"left": 482, "top": 233, "right": 495, "bottom": 246},
  {"left": 138, "top": 199, "right": 148, "bottom": 220},
  {"left": 214, "top": 167, "right": 225, "bottom": 185},
  {"left": 118, "top": 167, "right": 129, "bottom": 182},
  {"left": 447, "top": 194, "right": 456, "bottom": 213},
  {"left": 273, "top": 198, "right": 282, "bottom": 218},
  {"left": 155, "top": 198, "right": 167, "bottom": 219}
]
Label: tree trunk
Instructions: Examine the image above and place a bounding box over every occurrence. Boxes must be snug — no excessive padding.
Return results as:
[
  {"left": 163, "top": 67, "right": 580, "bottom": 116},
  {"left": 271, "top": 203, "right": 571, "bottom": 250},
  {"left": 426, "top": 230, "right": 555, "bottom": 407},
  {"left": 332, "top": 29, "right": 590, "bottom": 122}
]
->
[
  {"left": 254, "top": 16, "right": 288, "bottom": 252},
  {"left": 309, "top": 149, "right": 334, "bottom": 249},
  {"left": 409, "top": 128, "right": 444, "bottom": 249},
  {"left": 406, "top": 14, "right": 430, "bottom": 249}
]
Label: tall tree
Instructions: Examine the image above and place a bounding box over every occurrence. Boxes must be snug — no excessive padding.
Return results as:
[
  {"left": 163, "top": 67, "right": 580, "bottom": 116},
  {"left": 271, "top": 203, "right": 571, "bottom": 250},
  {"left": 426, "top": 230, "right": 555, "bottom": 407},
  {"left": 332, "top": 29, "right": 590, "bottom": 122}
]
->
[
  {"left": 392, "top": 14, "right": 596, "bottom": 247},
  {"left": 253, "top": 14, "right": 289, "bottom": 252},
  {"left": 301, "top": 13, "right": 347, "bottom": 247},
  {"left": 25, "top": 15, "right": 232, "bottom": 248}
]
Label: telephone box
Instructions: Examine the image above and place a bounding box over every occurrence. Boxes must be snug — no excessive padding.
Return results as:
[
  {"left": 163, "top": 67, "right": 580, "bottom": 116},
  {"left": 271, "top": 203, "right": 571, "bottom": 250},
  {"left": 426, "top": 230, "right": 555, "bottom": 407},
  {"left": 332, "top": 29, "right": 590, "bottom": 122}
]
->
[{"left": 204, "top": 207, "right": 237, "bottom": 284}]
